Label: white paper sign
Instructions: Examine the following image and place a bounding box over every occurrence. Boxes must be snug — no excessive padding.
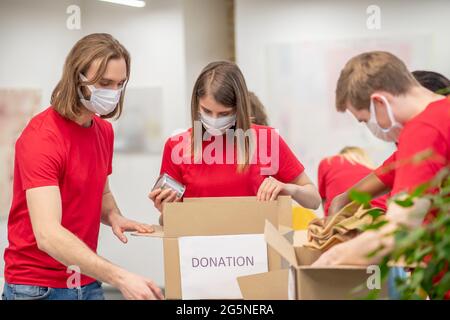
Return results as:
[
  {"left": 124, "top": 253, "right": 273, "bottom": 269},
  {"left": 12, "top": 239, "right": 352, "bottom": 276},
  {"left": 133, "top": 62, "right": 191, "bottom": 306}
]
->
[{"left": 178, "top": 234, "right": 268, "bottom": 300}]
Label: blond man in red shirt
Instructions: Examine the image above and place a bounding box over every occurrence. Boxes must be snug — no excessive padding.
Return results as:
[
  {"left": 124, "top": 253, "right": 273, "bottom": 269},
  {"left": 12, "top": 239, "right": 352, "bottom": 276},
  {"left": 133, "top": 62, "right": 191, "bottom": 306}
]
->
[{"left": 313, "top": 52, "right": 449, "bottom": 290}]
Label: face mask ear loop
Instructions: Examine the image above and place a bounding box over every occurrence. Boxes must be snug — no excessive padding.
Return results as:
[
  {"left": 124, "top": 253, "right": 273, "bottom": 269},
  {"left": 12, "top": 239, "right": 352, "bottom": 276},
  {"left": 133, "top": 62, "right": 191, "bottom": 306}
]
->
[
  {"left": 378, "top": 95, "right": 399, "bottom": 128},
  {"left": 370, "top": 96, "right": 397, "bottom": 133}
]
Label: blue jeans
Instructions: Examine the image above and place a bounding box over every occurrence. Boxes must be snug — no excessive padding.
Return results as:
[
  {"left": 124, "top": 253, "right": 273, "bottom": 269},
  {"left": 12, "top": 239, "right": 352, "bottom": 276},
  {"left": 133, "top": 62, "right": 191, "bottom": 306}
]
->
[
  {"left": 2, "top": 280, "right": 105, "bottom": 300},
  {"left": 388, "top": 267, "right": 408, "bottom": 300}
]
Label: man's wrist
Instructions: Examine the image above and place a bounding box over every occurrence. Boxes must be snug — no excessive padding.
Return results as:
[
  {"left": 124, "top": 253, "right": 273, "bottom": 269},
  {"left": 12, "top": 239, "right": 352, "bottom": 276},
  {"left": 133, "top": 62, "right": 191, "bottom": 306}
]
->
[
  {"left": 103, "top": 209, "right": 122, "bottom": 226},
  {"left": 109, "top": 266, "right": 127, "bottom": 288}
]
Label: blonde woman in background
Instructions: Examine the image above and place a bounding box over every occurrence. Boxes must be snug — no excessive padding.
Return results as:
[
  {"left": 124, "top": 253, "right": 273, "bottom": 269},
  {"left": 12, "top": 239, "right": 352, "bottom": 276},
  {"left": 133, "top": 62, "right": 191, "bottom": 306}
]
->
[{"left": 317, "top": 146, "right": 388, "bottom": 217}]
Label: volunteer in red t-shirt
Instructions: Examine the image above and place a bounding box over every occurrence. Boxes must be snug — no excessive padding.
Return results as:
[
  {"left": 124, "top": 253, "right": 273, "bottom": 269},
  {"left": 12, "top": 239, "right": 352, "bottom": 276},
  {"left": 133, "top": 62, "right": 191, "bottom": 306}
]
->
[
  {"left": 2, "top": 34, "right": 163, "bottom": 301},
  {"left": 149, "top": 61, "right": 321, "bottom": 222},
  {"left": 313, "top": 52, "right": 450, "bottom": 298},
  {"left": 327, "top": 70, "right": 450, "bottom": 216},
  {"left": 318, "top": 146, "right": 387, "bottom": 216}
]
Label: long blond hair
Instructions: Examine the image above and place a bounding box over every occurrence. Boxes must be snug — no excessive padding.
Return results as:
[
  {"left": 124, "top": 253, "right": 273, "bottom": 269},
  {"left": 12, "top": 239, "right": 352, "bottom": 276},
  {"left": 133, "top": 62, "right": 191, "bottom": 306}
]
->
[
  {"left": 337, "top": 146, "right": 374, "bottom": 169},
  {"left": 51, "top": 33, "right": 130, "bottom": 120},
  {"left": 190, "top": 61, "right": 253, "bottom": 172}
]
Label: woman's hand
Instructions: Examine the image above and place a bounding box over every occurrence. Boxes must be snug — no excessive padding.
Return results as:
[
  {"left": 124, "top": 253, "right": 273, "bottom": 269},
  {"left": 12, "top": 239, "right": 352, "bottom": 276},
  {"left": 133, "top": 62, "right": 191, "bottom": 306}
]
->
[
  {"left": 257, "top": 174, "right": 321, "bottom": 210},
  {"left": 148, "top": 188, "right": 181, "bottom": 213},
  {"left": 257, "top": 176, "right": 287, "bottom": 201}
]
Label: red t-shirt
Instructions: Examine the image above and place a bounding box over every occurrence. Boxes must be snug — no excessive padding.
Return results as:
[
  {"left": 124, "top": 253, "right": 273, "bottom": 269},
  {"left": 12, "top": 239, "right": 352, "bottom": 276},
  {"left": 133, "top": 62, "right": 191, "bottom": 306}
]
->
[
  {"left": 4, "top": 106, "right": 114, "bottom": 288},
  {"left": 374, "top": 151, "right": 397, "bottom": 189},
  {"left": 159, "top": 124, "right": 304, "bottom": 198},
  {"left": 377, "top": 98, "right": 450, "bottom": 299},
  {"left": 391, "top": 98, "right": 449, "bottom": 197},
  {"left": 318, "top": 156, "right": 387, "bottom": 216}
]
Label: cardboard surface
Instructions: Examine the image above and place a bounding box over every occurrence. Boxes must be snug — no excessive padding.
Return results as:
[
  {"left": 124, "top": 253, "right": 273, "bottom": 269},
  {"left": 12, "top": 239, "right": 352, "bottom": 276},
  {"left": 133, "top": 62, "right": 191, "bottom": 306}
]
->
[
  {"left": 238, "top": 269, "right": 290, "bottom": 300},
  {"left": 134, "top": 197, "right": 292, "bottom": 299},
  {"left": 183, "top": 196, "right": 292, "bottom": 228},
  {"left": 239, "top": 220, "right": 389, "bottom": 300}
]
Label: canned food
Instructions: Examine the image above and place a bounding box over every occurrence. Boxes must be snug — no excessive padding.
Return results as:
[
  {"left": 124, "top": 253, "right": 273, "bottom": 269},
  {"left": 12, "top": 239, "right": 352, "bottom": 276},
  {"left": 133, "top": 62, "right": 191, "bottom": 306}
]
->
[{"left": 152, "top": 173, "right": 186, "bottom": 198}]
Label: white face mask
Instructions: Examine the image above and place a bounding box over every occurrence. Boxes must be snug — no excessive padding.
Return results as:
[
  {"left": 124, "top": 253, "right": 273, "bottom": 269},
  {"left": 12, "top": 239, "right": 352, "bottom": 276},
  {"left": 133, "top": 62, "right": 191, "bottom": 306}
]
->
[
  {"left": 78, "top": 74, "right": 124, "bottom": 116},
  {"left": 366, "top": 95, "right": 403, "bottom": 142},
  {"left": 199, "top": 111, "right": 236, "bottom": 136}
]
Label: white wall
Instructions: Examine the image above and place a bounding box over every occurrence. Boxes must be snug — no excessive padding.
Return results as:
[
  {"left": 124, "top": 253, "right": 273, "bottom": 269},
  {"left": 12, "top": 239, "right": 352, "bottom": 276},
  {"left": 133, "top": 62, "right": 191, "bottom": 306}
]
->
[
  {"left": 183, "top": 0, "right": 232, "bottom": 108},
  {"left": 235, "top": 0, "right": 450, "bottom": 217}
]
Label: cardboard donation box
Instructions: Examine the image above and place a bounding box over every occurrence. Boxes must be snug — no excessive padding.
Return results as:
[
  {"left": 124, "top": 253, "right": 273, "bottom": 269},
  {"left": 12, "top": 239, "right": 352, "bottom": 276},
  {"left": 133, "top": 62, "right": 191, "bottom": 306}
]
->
[
  {"left": 135, "top": 196, "right": 293, "bottom": 300},
  {"left": 237, "top": 221, "right": 389, "bottom": 300}
]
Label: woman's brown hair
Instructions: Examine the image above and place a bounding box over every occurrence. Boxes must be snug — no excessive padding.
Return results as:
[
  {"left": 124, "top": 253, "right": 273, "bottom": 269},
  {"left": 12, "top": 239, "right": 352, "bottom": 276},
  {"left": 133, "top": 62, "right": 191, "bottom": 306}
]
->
[
  {"left": 51, "top": 33, "right": 130, "bottom": 120},
  {"left": 190, "top": 61, "right": 253, "bottom": 171},
  {"left": 248, "top": 91, "right": 269, "bottom": 126}
]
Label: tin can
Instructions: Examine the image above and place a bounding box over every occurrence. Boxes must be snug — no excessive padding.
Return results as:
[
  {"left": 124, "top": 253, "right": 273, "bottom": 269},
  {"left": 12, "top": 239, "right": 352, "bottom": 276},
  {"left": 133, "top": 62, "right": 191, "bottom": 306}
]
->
[{"left": 152, "top": 173, "right": 186, "bottom": 198}]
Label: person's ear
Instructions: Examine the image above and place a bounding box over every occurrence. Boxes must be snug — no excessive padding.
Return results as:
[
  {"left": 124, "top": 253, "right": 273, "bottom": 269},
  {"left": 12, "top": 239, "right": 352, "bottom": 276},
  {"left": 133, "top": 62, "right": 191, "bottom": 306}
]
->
[{"left": 370, "top": 93, "right": 387, "bottom": 111}]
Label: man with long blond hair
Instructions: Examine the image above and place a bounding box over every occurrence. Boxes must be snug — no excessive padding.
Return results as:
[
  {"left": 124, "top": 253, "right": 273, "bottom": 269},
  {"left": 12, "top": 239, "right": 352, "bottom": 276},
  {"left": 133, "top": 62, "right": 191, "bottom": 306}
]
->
[{"left": 2, "top": 34, "right": 163, "bottom": 300}]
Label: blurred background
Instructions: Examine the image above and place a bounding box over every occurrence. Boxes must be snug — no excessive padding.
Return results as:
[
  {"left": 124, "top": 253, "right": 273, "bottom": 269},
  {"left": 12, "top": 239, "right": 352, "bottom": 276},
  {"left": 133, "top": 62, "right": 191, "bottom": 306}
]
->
[{"left": 1, "top": 0, "right": 449, "bottom": 298}]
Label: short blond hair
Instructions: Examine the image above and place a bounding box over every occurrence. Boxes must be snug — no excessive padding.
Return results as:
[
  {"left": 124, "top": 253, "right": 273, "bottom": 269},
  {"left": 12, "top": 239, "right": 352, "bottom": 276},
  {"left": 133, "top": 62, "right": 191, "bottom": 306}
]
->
[
  {"left": 335, "top": 51, "right": 418, "bottom": 112},
  {"left": 338, "top": 146, "right": 374, "bottom": 169}
]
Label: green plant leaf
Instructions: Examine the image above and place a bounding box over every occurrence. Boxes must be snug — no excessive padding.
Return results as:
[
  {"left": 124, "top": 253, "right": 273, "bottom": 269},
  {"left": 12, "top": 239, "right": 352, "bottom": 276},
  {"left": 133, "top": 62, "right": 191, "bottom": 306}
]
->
[
  {"left": 349, "top": 189, "right": 372, "bottom": 205},
  {"left": 394, "top": 197, "right": 414, "bottom": 207}
]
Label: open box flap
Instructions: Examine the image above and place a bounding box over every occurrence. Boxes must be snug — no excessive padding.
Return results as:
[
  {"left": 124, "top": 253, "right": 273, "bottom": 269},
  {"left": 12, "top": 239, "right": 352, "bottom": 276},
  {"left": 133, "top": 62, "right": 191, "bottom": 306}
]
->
[
  {"left": 237, "top": 269, "right": 290, "bottom": 300},
  {"left": 264, "top": 220, "right": 299, "bottom": 268},
  {"left": 131, "top": 224, "right": 164, "bottom": 238},
  {"left": 297, "top": 265, "right": 368, "bottom": 270}
]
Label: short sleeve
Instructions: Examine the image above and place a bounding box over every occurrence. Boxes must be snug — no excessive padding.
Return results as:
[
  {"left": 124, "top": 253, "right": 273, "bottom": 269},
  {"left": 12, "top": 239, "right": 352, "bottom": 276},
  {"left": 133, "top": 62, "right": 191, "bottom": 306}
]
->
[
  {"left": 392, "top": 124, "right": 447, "bottom": 195},
  {"left": 107, "top": 123, "right": 114, "bottom": 175},
  {"left": 159, "top": 136, "right": 184, "bottom": 184},
  {"left": 317, "top": 158, "right": 330, "bottom": 199},
  {"left": 269, "top": 130, "right": 305, "bottom": 183},
  {"left": 374, "top": 152, "right": 397, "bottom": 189},
  {"left": 15, "top": 131, "right": 64, "bottom": 191}
]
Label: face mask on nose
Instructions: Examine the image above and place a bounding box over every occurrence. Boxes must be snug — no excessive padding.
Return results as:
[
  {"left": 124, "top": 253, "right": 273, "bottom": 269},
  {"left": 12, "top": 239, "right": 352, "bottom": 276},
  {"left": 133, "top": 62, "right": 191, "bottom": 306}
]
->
[
  {"left": 78, "top": 74, "right": 124, "bottom": 116},
  {"left": 366, "top": 95, "right": 403, "bottom": 142},
  {"left": 199, "top": 111, "right": 236, "bottom": 136}
]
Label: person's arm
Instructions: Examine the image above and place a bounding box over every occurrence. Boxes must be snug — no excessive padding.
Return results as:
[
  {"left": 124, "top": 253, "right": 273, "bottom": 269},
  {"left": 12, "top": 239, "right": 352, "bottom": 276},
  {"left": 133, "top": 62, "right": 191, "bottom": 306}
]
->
[
  {"left": 149, "top": 136, "right": 185, "bottom": 219},
  {"left": 328, "top": 172, "right": 389, "bottom": 216},
  {"left": 257, "top": 172, "right": 322, "bottom": 209},
  {"left": 317, "top": 159, "right": 328, "bottom": 212},
  {"left": 101, "top": 178, "right": 154, "bottom": 242},
  {"left": 312, "top": 197, "right": 430, "bottom": 266},
  {"left": 27, "top": 185, "right": 164, "bottom": 300}
]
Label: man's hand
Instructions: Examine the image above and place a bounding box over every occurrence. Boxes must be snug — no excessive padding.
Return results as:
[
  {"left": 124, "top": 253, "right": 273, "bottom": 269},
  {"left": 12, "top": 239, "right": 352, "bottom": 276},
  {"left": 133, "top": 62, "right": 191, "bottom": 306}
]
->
[
  {"left": 110, "top": 214, "right": 154, "bottom": 243},
  {"left": 115, "top": 270, "right": 164, "bottom": 300}
]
